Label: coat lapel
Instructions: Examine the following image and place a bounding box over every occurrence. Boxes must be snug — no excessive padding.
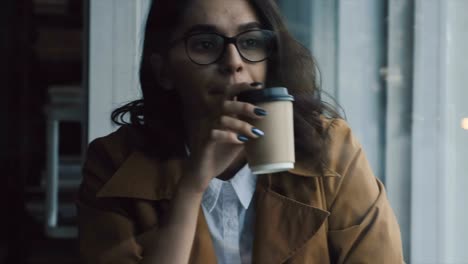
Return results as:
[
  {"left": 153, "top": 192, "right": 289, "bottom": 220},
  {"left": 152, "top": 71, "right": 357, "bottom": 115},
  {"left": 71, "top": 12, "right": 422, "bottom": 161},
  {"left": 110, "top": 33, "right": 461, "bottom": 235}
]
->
[{"left": 96, "top": 151, "right": 183, "bottom": 200}]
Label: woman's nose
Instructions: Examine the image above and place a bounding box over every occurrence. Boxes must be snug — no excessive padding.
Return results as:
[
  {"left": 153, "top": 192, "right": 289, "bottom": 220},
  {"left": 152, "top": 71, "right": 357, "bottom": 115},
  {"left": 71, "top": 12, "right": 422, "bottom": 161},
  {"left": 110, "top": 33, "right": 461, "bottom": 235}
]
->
[{"left": 219, "top": 43, "right": 244, "bottom": 74}]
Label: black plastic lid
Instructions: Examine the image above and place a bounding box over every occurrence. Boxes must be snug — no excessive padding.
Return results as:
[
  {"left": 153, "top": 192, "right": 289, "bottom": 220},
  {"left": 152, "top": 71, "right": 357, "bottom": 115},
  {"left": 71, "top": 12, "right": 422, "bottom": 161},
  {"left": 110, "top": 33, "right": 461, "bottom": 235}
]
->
[{"left": 237, "top": 87, "right": 294, "bottom": 103}]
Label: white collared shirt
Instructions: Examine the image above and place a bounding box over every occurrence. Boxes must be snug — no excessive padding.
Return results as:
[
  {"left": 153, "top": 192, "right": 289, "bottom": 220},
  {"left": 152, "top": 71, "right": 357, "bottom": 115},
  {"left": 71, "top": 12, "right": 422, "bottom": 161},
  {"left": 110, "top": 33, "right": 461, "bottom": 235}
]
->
[{"left": 201, "top": 164, "right": 257, "bottom": 264}]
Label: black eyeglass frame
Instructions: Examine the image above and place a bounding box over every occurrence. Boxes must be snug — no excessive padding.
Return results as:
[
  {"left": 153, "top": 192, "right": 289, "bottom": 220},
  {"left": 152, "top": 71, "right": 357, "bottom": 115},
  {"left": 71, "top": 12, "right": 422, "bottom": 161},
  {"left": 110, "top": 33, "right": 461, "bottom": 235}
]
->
[{"left": 168, "top": 29, "right": 276, "bottom": 66}]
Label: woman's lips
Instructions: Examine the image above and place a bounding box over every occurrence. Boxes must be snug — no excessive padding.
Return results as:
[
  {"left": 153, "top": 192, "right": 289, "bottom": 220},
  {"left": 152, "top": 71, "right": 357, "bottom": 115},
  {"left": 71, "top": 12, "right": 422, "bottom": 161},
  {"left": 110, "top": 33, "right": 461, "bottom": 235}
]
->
[{"left": 209, "top": 81, "right": 250, "bottom": 99}]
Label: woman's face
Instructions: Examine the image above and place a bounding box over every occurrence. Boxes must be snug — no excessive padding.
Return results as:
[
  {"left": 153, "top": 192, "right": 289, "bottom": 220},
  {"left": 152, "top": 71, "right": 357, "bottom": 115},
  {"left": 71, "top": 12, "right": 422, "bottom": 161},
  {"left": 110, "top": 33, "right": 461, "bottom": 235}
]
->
[{"left": 163, "top": 0, "right": 268, "bottom": 117}]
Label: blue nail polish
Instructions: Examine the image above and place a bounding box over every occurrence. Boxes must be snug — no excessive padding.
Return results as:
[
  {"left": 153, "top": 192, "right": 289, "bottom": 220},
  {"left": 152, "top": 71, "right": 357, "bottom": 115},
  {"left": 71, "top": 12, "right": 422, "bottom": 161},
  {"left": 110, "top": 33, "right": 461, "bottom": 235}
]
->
[
  {"left": 252, "top": 128, "right": 265, "bottom": 137},
  {"left": 238, "top": 135, "right": 249, "bottom": 142},
  {"left": 254, "top": 108, "right": 268, "bottom": 116}
]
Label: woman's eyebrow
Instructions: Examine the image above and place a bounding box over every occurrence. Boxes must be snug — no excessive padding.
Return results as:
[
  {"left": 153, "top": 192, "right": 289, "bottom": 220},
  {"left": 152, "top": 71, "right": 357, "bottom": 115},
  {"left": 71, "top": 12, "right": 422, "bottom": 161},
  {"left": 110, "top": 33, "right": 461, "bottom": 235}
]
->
[
  {"left": 185, "top": 21, "right": 263, "bottom": 35},
  {"left": 186, "top": 24, "right": 219, "bottom": 34},
  {"left": 238, "top": 22, "right": 263, "bottom": 32}
]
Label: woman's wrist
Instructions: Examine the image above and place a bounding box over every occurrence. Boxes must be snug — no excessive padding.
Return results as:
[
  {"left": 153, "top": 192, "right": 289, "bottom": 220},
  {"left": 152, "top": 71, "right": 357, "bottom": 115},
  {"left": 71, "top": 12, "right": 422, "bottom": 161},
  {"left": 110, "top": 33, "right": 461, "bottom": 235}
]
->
[{"left": 176, "top": 174, "right": 207, "bottom": 196}]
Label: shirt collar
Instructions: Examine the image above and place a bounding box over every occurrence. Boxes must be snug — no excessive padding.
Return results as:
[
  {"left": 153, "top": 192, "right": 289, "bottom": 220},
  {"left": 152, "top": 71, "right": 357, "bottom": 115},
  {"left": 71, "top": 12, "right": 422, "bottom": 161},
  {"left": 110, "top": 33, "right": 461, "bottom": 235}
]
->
[
  {"left": 202, "top": 163, "right": 257, "bottom": 213},
  {"left": 231, "top": 163, "right": 257, "bottom": 209}
]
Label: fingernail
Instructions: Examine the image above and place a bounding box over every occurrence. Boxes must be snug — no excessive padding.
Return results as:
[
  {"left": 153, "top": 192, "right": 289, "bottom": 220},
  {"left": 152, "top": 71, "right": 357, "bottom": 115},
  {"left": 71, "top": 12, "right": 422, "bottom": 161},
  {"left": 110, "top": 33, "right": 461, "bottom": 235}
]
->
[
  {"left": 252, "top": 128, "right": 265, "bottom": 137},
  {"left": 254, "top": 108, "right": 268, "bottom": 116},
  {"left": 237, "top": 135, "right": 249, "bottom": 142},
  {"left": 251, "top": 82, "right": 263, "bottom": 87}
]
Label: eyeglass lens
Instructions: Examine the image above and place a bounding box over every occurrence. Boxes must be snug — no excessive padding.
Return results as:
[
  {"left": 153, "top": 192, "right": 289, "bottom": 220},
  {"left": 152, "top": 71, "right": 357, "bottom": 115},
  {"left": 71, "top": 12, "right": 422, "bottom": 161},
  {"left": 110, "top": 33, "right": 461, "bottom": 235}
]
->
[{"left": 186, "top": 30, "right": 273, "bottom": 65}]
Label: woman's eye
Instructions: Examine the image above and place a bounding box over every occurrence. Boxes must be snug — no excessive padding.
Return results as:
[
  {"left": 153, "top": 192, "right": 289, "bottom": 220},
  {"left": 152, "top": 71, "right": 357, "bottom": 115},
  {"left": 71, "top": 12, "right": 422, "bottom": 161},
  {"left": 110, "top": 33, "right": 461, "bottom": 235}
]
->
[
  {"left": 246, "top": 39, "right": 257, "bottom": 46},
  {"left": 192, "top": 40, "right": 217, "bottom": 51},
  {"left": 201, "top": 41, "right": 215, "bottom": 49},
  {"left": 241, "top": 38, "right": 262, "bottom": 49}
]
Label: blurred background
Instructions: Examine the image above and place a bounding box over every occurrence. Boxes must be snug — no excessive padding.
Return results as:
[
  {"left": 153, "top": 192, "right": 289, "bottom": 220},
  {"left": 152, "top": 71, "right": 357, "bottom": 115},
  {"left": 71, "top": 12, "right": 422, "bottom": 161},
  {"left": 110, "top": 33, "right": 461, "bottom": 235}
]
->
[{"left": 1, "top": 0, "right": 467, "bottom": 263}]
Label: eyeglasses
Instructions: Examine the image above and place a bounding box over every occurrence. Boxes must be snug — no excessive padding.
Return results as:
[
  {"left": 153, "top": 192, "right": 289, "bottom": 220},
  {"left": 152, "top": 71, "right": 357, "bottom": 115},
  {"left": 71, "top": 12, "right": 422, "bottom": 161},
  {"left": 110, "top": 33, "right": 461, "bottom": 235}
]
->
[{"left": 169, "top": 29, "right": 276, "bottom": 65}]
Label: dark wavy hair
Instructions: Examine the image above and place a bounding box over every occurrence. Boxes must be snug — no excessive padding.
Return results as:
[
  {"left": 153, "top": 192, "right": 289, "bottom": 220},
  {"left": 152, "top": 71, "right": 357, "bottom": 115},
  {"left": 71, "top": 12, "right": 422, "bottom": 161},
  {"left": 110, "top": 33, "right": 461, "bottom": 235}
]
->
[{"left": 111, "top": 0, "right": 342, "bottom": 173}]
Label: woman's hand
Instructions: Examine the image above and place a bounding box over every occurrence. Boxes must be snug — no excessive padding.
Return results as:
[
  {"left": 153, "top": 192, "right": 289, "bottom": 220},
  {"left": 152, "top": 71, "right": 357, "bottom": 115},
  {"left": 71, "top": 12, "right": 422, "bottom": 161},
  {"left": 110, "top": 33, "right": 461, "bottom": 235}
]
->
[{"left": 179, "top": 82, "right": 267, "bottom": 194}]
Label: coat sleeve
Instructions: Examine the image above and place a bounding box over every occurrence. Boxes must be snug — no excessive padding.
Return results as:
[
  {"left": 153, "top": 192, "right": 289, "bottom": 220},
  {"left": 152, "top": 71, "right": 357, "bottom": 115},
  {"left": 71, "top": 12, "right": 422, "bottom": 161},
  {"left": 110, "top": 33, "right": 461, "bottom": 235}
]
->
[
  {"left": 325, "top": 119, "right": 405, "bottom": 264},
  {"left": 76, "top": 139, "right": 144, "bottom": 264}
]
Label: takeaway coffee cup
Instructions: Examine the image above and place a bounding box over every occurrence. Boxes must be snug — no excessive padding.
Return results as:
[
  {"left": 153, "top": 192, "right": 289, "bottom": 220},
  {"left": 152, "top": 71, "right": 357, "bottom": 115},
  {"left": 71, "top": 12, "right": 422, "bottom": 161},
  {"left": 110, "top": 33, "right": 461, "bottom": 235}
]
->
[{"left": 237, "top": 87, "right": 295, "bottom": 174}]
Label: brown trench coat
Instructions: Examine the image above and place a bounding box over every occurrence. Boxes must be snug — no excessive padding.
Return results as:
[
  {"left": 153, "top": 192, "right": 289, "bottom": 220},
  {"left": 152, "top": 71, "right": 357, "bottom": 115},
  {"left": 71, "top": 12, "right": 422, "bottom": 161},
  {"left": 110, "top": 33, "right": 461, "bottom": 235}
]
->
[{"left": 76, "top": 118, "right": 404, "bottom": 264}]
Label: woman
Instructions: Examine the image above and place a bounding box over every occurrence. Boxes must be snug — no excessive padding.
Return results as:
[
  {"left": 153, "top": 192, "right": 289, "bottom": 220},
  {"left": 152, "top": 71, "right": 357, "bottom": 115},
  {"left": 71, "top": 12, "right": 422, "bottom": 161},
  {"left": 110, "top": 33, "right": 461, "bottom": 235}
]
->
[{"left": 76, "top": 0, "right": 404, "bottom": 263}]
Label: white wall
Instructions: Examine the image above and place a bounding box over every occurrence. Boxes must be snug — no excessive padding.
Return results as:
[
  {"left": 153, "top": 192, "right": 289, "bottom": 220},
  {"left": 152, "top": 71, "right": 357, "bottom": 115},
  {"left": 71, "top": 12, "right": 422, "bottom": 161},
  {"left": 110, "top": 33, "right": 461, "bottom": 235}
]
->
[
  {"left": 309, "top": 0, "right": 338, "bottom": 104},
  {"left": 411, "top": 0, "right": 468, "bottom": 263},
  {"left": 336, "top": 0, "right": 387, "bottom": 181},
  {"left": 411, "top": 1, "right": 445, "bottom": 262},
  {"left": 443, "top": 1, "right": 468, "bottom": 260},
  {"left": 384, "top": 0, "right": 414, "bottom": 260},
  {"left": 88, "top": 0, "right": 150, "bottom": 142}
]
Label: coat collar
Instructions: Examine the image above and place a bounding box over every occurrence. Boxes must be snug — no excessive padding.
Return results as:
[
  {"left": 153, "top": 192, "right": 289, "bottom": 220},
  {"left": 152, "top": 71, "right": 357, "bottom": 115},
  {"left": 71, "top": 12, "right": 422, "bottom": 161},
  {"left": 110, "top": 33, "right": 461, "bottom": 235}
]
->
[
  {"left": 96, "top": 151, "right": 183, "bottom": 200},
  {"left": 96, "top": 151, "right": 340, "bottom": 200},
  {"left": 96, "top": 151, "right": 339, "bottom": 263}
]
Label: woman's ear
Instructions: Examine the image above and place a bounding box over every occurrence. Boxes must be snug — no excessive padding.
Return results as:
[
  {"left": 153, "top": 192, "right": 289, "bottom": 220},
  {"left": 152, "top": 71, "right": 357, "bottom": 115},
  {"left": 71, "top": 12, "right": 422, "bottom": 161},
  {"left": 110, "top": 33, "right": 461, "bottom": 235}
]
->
[{"left": 150, "top": 53, "right": 174, "bottom": 91}]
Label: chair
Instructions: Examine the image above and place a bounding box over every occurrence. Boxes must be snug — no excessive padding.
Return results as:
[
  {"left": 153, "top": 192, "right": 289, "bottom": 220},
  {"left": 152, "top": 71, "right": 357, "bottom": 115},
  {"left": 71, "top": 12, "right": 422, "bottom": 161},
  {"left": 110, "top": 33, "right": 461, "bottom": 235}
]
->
[{"left": 43, "top": 85, "right": 82, "bottom": 238}]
